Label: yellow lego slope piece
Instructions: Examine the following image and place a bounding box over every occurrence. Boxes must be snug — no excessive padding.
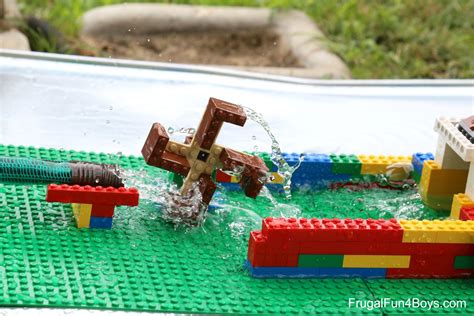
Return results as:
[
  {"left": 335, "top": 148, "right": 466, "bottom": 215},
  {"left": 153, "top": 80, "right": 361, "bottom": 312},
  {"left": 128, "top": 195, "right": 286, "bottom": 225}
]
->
[
  {"left": 72, "top": 203, "right": 92, "bottom": 228},
  {"left": 450, "top": 193, "right": 474, "bottom": 219},
  {"left": 419, "top": 160, "right": 469, "bottom": 211},
  {"left": 358, "top": 155, "right": 411, "bottom": 175},
  {"left": 343, "top": 255, "right": 410, "bottom": 268},
  {"left": 400, "top": 219, "right": 474, "bottom": 244}
]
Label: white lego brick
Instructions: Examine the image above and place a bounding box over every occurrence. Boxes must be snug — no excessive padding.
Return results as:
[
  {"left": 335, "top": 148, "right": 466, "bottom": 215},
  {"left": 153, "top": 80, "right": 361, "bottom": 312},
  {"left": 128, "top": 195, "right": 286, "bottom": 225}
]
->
[
  {"left": 435, "top": 137, "right": 470, "bottom": 170},
  {"left": 434, "top": 117, "right": 474, "bottom": 162}
]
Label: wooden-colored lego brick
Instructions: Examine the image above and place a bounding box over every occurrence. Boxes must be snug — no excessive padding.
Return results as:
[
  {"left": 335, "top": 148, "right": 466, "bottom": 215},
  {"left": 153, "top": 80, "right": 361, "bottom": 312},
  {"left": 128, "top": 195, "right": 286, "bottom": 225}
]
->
[
  {"left": 358, "top": 155, "right": 411, "bottom": 175},
  {"left": 72, "top": 203, "right": 91, "bottom": 228},
  {"left": 196, "top": 174, "right": 216, "bottom": 205},
  {"left": 141, "top": 123, "right": 191, "bottom": 176},
  {"left": 193, "top": 98, "right": 246, "bottom": 150},
  {"left": 220, "top": 147, "right": 269, "bottom": 198},
  {"left": 343, "top": 255, "right": 410, "bottom": 268},
  {"left": 450, "top": 193, "right": 474, "bottom": 219},
  {"left": 400, "top": 219, "right": 474, "bottom": 244}
]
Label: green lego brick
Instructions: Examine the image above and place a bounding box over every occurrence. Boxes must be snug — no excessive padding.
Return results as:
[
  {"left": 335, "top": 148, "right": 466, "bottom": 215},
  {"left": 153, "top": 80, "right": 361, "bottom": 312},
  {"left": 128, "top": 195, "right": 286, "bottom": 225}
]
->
[
  {"left": 169, "top": 171, "right": 184, "bottom": 187},
  {"left": 254, "top": 151, "right": 275, "bottom": 171},
  {"left": 329, "top": 154, "right": 362, "bottom": 175},
  {"left": 0, "top": 144, "right": 462, "bottom": 315},
  {"left": 298, "top": 254, "right": 344, "bottom": 268},
  {"left": 366, "top": 279, "right": 474, "bottom": 315},
  {"left": 413, "top": 170, "right": 422, "bottom": 184},
  {"left": 454, "top": 256, "right": 474, "bottom": 269}
]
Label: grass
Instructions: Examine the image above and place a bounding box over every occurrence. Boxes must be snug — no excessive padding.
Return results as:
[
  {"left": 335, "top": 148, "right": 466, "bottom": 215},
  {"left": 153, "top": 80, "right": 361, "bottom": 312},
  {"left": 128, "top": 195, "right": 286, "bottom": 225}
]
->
[{"left": 16, "top": 0, "right": 474, "bottom": 78}]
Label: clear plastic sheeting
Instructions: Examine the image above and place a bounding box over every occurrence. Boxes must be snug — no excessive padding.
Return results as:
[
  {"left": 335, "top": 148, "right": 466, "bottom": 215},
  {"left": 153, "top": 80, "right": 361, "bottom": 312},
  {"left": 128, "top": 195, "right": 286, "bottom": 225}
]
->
[{"left": 0, "top": 50, "right": 473, "bottom": 157}]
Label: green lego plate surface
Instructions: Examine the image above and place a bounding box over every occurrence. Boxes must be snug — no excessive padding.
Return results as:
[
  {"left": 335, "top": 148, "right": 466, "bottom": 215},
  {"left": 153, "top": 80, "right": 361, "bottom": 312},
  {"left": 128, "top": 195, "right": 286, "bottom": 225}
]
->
[{"left": 0, "top": 144, "right": 472, "bottom": 315}]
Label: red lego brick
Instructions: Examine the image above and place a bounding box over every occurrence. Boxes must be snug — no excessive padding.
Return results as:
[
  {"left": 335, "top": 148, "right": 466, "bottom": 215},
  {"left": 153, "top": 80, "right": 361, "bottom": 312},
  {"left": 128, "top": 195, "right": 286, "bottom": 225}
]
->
[
  {"left": 263, "top": 254, "right": 288, "bottom": 267},
  {"left": 215, "top": 170, "right": 232, "bottom": 182},
  {"left": 260, "top": 217, "right": 403, "bottom": 243},
  {"left": 298, "top": 241, "right": 392, "bottom": 255},
  {"left": 46, "top": 184, "right": 139, "bottom": 206},
  {"left": 386, "top": 255, "right": 473, "bottom": 278},
  {"left": 247, "top": 230, "right": 267, "bottom": 267},
  {"left": 389, "top": 242, "right": 474, "bottom": 256},
  {"left": 460, "top": 206, "right": 474, "bottom": 221},
  {"left": 91, "top": 204, "right": 116, "bottom": 217}
]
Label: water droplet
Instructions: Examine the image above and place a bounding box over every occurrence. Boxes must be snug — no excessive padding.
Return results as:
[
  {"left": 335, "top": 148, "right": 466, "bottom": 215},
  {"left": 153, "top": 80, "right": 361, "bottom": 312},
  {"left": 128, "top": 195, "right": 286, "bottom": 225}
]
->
[{"left": 243, "top": 106, "right": 303, "bottom": 200}]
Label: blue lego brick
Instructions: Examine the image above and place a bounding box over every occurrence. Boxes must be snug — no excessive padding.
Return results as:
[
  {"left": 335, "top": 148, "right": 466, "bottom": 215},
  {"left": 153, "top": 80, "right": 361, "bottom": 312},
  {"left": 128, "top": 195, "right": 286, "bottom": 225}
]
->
[
  {"left": 288, "top": 153, "right": 350, "bottom": 189},
  {"left": 219, "top": 182, "right": 241, "bottom": 191},
  {"left": 220, "top": 153, "right": 352, "bottom": 192},
  {"left": 412, "top": 152, "right": 434, "bottom": 175},
  {"left": 244, "top": 261, "right": 386, "bottom": 279},
  {"left": 89, "top": 216, "right": 113, "bottom": 229},
  {"left": 318, "top": 268, "right": 386, "bottom": 278}
]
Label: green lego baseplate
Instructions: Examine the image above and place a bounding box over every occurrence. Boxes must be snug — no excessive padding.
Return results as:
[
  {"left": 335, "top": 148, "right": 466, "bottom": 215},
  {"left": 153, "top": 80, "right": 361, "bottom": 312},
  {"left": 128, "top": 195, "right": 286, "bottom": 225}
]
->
[{"left": 0, "top": 144, "right": 472, "bottom": 315}]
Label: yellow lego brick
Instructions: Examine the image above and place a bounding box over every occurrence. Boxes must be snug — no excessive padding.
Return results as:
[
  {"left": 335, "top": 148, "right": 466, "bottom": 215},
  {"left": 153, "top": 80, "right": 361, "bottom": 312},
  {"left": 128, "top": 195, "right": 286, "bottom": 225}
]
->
[
  {"left": 72, "top": 203, "right": 91, "bottom": 228},
  {"left": 419, "top": 160, "right": 469, "bottom": 211},
  {"left": 450, "top": 193, "right": 474, "bottom": 220},
  {"left": 400, "top": 219, "right": 474, "bottom": 244},
  {"left": 230, "top": 176, "right": 239, "bottom": 183},
  {"left": 358, "top": 155, "right": 411, "bottom": 175},
  {"left": 270, "top": 172, "right": 284, "bottom": 184},
  {"left": 343, "top": 255, "right": 410, "bottom": 268}
]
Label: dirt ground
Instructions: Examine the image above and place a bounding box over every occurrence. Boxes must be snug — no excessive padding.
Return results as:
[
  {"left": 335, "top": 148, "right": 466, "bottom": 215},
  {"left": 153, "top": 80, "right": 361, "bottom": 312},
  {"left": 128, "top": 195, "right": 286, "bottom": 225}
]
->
[{"left": 82, "top": 30, "right": 301, "bottom": 67}]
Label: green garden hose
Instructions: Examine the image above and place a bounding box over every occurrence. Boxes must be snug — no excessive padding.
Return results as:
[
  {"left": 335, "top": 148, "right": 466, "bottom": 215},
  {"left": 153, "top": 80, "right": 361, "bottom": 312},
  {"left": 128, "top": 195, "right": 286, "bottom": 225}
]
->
[{"left": 0, "top": 156, "right": 123, "bottom": 187}]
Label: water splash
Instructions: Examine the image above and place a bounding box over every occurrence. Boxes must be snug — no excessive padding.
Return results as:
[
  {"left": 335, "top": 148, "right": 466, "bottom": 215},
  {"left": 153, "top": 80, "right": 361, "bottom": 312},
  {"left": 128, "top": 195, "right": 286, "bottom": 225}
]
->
[
  {"left": 258, "top": 186, "right": 301, "bottom": 218},
  {"left": 243, "top": 106, "right": 303, "bottom": 199},
  {"left": 122, "top": 169, "right": 206, "bottom": 228}
]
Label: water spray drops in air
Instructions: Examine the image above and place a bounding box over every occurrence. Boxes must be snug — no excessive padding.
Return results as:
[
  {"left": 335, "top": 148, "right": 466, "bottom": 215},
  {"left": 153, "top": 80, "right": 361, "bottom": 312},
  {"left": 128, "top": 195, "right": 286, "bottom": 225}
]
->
[{"left": 243, "top": 106, "right": 303, "bottom": 199}]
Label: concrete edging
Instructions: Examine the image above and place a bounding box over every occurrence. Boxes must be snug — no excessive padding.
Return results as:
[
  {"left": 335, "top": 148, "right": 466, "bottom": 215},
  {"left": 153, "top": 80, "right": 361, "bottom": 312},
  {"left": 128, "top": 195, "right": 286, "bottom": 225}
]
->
[
  {"left": 0, "top": 0, "right": 30, "bottom": 51},
  {"left": 82, "top": 3, "right": 350, "bottom": 79}
]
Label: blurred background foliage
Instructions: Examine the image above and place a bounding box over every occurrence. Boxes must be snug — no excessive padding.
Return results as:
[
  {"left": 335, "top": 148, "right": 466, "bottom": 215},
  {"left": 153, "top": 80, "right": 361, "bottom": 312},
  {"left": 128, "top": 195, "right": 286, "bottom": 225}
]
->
[{"left": 17, "top": 0, "right": 474, "bottom": 78}]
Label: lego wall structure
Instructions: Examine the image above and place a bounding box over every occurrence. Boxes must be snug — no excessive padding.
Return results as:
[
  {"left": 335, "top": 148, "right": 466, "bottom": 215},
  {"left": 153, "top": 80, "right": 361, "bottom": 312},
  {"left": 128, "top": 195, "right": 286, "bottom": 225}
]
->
[{"left": 246, "top": 217, "right": 474, "bottom": 278}]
